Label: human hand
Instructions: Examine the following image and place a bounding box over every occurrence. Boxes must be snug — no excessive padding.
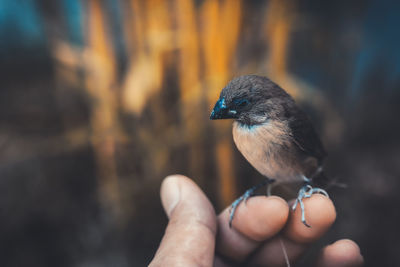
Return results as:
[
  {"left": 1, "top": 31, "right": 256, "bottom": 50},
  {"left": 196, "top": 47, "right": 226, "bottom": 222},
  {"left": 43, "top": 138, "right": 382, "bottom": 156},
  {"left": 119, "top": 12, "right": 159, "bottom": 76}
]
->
[{"left": 149, "top": 175, "right": 364, "bottom": 267}]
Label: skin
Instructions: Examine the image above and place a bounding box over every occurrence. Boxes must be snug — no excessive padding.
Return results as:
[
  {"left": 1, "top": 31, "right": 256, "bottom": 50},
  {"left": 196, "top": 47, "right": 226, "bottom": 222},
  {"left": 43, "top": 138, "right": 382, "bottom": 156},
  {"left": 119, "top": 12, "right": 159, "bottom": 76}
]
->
[{"left": 149, "top": 175, "right": 364, "bottom": 267}]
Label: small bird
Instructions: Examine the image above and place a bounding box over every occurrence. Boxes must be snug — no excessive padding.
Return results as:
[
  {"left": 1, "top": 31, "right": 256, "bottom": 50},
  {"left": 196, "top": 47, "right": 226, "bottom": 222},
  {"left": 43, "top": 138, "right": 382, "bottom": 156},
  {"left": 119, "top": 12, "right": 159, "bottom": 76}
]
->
[{"left": 210, "top": 75, "right": 329, "bottom": 227}]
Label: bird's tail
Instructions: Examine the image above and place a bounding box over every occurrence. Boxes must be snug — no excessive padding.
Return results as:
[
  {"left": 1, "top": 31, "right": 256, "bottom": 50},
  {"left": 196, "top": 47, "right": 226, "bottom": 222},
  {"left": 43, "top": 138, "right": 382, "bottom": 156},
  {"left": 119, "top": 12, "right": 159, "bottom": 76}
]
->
[{"left": 312, "top": 168, "right": 347, "bottom": 190}]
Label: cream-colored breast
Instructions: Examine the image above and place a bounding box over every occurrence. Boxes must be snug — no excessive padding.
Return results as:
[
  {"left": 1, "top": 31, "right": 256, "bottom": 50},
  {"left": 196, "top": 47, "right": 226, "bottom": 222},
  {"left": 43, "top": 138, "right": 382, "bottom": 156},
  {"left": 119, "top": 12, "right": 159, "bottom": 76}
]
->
[{"left": 232, "top": 120, "right": 302, "bottom": 182}]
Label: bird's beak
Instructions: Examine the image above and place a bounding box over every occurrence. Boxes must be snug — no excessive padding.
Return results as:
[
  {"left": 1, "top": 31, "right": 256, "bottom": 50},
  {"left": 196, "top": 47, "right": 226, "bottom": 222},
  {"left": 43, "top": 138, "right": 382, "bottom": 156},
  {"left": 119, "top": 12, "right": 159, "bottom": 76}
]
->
[{"left": 210, "top": 98, "right": 237, "bottom": 120}]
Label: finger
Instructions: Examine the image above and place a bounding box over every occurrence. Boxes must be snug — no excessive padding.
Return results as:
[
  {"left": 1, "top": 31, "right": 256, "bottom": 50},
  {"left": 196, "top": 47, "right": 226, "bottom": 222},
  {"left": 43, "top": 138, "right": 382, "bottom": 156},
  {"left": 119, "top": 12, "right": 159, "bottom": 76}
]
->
[
  {"left": 249, "top": 194, "right": 336, "bottom": 266},
  {"left": 248, "top": 235, "right": 304, "bottom": 266},
  {"left": 149, "top": 175, "right": 217, "bottom": 267},
  {"left": 316, "top": 239, "right": 364, "bottom": 267},
  {"left": 213, "top": 256, "right": 232, "bottom": 267},
  {"left": 216, "top": 196, "right": 289, "bottom": 262},
  {"left": 284, "top": 194, "right": 336, "bottom": 243}
]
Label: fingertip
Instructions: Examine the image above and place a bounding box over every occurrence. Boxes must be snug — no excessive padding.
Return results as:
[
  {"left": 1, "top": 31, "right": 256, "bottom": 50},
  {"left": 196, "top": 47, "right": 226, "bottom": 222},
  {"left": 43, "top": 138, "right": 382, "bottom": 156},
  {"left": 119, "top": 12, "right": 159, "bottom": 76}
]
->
[
  {"left": 151, "top": 175, "right": 217, "bottom": 267},
  {"left": 317, "top": 239, "right": 364, "bottom": 267},
  {"left": 216, "top": 196, "right": 289, "bottom": 262},
  {"left": 285, "top": 194, "right": 336, "bottom": 243},
  {"left": 160, "top": 175, "right": 184, "bottom": 217},
  {"left": 161, "top": 174, "right": 216, "bottom": 227},
  {"left": 232, "top": 196, "right": 289, "bottom": 241},
  {"left": 161, "top": 174, "right": 192, "bottom": 191}
]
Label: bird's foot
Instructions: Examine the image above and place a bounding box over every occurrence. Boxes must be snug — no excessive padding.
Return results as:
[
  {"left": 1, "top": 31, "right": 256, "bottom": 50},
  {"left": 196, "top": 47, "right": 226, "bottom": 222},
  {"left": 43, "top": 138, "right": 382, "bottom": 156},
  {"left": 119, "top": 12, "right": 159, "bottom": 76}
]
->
[
  {"left": 229, "top": 178, "right": 275, "bottom": 228},
  {"left": 292, "top": 184, "right": 329, "bottom": 227}
]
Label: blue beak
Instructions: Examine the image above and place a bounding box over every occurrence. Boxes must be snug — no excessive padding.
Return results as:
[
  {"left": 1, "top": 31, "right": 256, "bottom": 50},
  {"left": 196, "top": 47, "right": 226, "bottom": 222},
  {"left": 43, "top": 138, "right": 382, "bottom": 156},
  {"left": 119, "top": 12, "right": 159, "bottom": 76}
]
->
[{"left": 210, "top": 98, "right": 237, "bottom": 120}]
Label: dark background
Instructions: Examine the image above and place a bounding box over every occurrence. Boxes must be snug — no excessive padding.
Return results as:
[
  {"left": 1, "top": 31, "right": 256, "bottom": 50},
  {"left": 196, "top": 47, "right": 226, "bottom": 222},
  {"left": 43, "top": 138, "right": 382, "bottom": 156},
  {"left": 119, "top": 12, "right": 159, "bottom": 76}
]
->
[{"left": 1, "top": 0, "right": 399, "bottom": 266}]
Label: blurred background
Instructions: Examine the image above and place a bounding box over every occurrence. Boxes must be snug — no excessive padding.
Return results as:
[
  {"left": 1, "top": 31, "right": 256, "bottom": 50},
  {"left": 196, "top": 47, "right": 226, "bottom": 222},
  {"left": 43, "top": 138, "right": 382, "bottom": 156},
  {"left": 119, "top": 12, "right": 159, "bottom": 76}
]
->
[{"left": 1, "top": 0, "right": 400, "bottom": 266}]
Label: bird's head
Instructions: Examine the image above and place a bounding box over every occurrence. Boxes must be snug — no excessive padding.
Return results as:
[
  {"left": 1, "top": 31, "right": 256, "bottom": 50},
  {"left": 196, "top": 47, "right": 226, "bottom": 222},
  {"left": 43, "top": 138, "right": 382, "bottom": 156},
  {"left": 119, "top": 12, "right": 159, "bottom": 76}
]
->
[{"left": 210, "top": 75, "right": 292, "bottom": 126}]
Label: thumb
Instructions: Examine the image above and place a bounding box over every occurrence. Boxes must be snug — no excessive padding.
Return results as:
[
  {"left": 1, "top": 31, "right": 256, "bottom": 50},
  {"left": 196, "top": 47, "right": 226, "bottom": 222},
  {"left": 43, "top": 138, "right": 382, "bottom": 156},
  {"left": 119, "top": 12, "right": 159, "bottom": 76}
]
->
[{"left": 149, "top": 175, "right": 217, "bottom": 267}]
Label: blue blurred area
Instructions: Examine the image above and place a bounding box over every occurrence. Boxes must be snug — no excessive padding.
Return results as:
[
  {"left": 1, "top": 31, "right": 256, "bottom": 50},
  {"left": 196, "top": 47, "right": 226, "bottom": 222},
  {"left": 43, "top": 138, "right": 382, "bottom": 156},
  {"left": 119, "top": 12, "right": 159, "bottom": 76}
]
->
[
  {"left": 351, "top": 0, "right": 400, "bottom": 96},
  {"left": 0, "top": 0, "right": 44, "bottom": 49},
  {"left": 102, "top": 0, "right": 128, "bottom": 79},
  {"left": 61, "top": 0, "right": 84, "bottom": 45}
]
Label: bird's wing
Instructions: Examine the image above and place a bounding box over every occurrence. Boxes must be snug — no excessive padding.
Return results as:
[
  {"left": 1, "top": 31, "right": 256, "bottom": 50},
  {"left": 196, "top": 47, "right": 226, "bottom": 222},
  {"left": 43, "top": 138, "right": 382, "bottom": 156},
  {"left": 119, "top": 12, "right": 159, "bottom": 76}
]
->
[{"left": 289, "top": 111, "right": 327, "bottom": 164}]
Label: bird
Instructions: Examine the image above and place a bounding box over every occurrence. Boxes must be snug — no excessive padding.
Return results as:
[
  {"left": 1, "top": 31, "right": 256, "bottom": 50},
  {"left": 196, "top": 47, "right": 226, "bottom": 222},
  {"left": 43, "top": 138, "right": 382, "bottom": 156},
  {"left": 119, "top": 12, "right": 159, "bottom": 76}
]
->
[{"left": 210, "top": 75, "right": 329, "bottom": 228}]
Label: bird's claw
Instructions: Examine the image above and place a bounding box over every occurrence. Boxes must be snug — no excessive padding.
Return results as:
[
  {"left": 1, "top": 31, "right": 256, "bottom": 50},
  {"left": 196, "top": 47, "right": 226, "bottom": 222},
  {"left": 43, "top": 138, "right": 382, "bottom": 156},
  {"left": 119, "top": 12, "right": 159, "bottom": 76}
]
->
[
  {"left": 228, "top": 178, "right": 274, "bottom": 228},
  {"left": 293, "top": 184, "right": 329, "bottom": 228},
  {"left": 229, "top": 195, "right": 243, "bottom": 224}
]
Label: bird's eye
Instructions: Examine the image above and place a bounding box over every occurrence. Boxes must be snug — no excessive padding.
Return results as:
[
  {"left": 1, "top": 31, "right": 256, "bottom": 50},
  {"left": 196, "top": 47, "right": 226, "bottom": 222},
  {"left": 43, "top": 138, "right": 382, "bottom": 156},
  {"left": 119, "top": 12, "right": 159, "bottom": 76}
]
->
[{"left": 233, "top": 98, "right": 249, "bottom": 107}]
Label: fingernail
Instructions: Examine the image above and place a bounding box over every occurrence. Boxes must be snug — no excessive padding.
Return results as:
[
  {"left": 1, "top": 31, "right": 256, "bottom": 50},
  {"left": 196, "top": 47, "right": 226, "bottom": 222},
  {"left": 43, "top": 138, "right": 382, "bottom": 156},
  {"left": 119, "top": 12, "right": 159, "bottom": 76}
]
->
[{"left": 160, "top": 175, "right": 181, "bottom": 217}]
